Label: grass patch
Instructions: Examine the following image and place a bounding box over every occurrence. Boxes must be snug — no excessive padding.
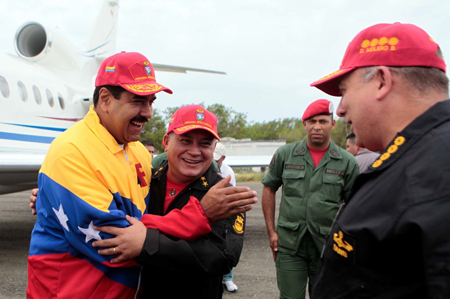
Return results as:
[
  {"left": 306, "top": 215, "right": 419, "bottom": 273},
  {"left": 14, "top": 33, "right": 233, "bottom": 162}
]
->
[{"left": 236, "top": 172, "right": 266, "bottom": 182}]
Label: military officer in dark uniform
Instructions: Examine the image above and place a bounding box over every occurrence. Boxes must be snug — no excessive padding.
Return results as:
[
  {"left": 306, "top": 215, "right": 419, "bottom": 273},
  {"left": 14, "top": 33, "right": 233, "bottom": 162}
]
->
[
  {"left": 261, "top": 99, "right": 359, "bottom": 299},
  {"left": 310, "top": 22, "right": 450, "bottom": 298},
  {"left": 92, "top": 105, "right": 256, "bottom": 298}
]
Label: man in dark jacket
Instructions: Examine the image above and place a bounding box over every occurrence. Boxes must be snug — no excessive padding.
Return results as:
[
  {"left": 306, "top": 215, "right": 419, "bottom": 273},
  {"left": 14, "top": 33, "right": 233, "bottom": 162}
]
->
[
  {"left": 93, "top": 105, "right": 249, "bottom": 298},
  {"left": 310, "top": 22, "right": 450, "bottom": 298}
]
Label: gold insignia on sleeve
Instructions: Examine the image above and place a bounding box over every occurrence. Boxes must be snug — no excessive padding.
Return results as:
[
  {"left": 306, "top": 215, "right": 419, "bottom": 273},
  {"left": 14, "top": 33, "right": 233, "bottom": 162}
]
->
[
  {"left": 332, "top": 231, "right": 353, "bottom": 258},
  {"left": 200, "top": 176, "right": 208, "bottom": 187},
  {"left": 233, "top": 213, "right": 245, "bottom": 234}
]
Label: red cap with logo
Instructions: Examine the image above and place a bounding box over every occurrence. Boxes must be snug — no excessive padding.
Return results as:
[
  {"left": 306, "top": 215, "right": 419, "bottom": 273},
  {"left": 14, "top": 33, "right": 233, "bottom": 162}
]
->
[
  {"left": 310, "top": 23, "right": 446, "bottom": 96},
  {"left": 95, "top": 51, "right": 173, "bottom": 95},
  {"left": 302, "top": 99, "right": 334, "bottom": 120},
  {"left": 166, "top": 105, "right": 220, "bottom": 140}
]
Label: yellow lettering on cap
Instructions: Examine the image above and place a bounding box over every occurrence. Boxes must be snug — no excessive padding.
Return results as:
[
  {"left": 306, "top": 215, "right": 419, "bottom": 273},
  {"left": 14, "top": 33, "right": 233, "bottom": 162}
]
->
[
  {"left": 125, "top": 83, "right": 163, "bottom": 93},
  {"left": 313, "top": 70, "right": 345, "bottom": 83},
  {"left": 197, "top": 121, "right": 212, "bottom": 128},
  {"left": 388, "top": 37, "right": 399, "bottom": 46},
  {"left": 379, "top": 37, "right": 388, "bottom": 45},
  {"left": 359, "top": 36, "right": 400, "bottom": 54},
  {"left": 361, "top": 39, "right": 371, "bottom": 48}
]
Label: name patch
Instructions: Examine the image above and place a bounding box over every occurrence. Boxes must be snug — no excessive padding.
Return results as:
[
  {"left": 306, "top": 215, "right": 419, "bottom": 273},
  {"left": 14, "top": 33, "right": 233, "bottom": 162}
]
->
[
  {"left": 285, "top": 164, "right": 305, "bottom": 170},
  {"left": 326, "top": 169, "right": 345, "bottom": 176}
]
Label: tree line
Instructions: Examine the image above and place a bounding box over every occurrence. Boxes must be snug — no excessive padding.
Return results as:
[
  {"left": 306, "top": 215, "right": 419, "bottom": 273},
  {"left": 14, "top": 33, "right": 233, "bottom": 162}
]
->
[{"left": 140, "top": 103, "right": 351, "bottom": 153}]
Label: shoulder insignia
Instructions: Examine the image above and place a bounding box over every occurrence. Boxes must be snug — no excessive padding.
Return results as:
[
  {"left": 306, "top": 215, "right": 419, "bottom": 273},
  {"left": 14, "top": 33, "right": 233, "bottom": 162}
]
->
[
  {"left": 285, "top": 164, "right": 305, "bottom": 170},
  {"left": 269, "top": 155, "right": 275, "bottom": 168},
  {"left": 295, "top": 147, "right": 306, "bottom": 155},
  {"left": 330, "top": 149, "right": 340, "bottom": 158},
  {"left": 232, "top": 213, "right": 245, "bottom": 234},
  {"left": 370, "top": 134, "right": 407, "bottom": 169},
  {"left": 200, "top": 176, "right": 208, "bottom": 187},
  {"left": 326, "top": 169, "right": 345, "bottom": 176}
]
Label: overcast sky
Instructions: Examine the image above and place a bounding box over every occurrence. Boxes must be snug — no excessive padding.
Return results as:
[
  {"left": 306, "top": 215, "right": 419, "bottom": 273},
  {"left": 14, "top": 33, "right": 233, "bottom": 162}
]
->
[{"left": 2, "top": 0, "right": 450, "bottom": 123}]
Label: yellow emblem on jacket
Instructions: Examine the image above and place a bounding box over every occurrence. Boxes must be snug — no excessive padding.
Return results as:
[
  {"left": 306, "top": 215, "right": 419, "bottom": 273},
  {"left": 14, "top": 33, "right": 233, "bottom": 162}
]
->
[
  {"left": 333, "top": 231, "right": 353, "bottom": 258},
  {"left": 233, "top": 213, "right": 245, "bottom": 234}
]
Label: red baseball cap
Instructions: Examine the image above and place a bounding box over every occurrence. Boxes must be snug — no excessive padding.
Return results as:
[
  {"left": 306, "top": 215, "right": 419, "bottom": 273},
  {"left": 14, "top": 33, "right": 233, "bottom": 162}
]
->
[
  {"left": 166, "top": 105, "right": 220, "bottom": 140},
  {"left": 302, "top": 99, "right": 334, "bottom": 120},
  {"left": 95, "top": 51, "right": 173, "bottom": 95},
  {"left": 311, "top": 23, "right": 446, "bottom": 96}
]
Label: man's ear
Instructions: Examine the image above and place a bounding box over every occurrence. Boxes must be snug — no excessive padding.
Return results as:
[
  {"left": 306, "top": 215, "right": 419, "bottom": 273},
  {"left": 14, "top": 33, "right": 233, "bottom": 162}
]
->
[
  {"left": 163, "top": 134, "right": 170, "bottom": 147},
  {"left": 98, "top": 88, "right": 112, "bottom": 113},
  {"left": 375, "top": 66, "right": 393, "bottom": 101}
]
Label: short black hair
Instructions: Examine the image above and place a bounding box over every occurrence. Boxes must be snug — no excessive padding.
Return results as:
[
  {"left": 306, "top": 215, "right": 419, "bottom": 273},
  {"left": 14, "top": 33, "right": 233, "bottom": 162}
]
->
[
  {"left": 141, "top": 140, "right": 154, "bottom": 147},
  {"left": 347, "top": 132, "right": 356, "bottom": 144},
  {"left": 93, "top": 85, "right": 126, "bottom": 107}
]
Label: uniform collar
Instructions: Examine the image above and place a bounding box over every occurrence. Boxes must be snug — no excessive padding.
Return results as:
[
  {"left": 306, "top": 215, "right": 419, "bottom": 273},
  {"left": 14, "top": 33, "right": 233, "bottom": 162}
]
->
[
  {"left": 367, "top": 99, "right": 450, "bottom": 172},
  {"left": 152, "top": 160, "right": 219, "bottom": 191},
  {"left": 294, "top": 139, "right": 343, "bottom": 160},
  {"left": 84, "top": 105, "right": 136, "bottom": 155}
]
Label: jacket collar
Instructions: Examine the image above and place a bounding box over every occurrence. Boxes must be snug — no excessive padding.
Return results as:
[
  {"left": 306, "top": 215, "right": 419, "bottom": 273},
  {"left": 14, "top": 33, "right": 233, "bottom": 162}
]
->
[
  {"left": 84, "top": 105, "right": 135, "bottom": 155},
  {"left": 367, "top": 99, "right": 450, "bottom": 172},
  {"left": 152, "top": 160, "right": 219, "bottom": 191}
]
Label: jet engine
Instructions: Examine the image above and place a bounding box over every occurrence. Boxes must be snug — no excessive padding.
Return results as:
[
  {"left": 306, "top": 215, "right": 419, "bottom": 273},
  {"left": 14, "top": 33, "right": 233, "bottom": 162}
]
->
[{"left": 14, "top": 22, "right": 83, "bottom": 70}]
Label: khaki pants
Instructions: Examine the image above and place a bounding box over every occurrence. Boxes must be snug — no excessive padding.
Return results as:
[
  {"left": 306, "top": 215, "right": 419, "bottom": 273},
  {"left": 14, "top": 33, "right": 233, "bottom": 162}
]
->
[{"left": 276, "top": 232, "right": 319, "bottom": 299}]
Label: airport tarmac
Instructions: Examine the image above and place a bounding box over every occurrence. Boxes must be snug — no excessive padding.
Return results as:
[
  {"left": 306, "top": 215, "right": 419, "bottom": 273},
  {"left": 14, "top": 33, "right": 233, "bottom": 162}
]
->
[{"left": 0, "top": 182, "right": 291, "bottom": 299}]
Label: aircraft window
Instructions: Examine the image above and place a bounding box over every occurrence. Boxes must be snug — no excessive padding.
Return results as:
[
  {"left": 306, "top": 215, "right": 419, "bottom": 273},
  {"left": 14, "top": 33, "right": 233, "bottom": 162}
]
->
[
  {"left": 46, "top": 89, "right": 54, "bottom": 107},
  {"left": 32, "top": 85, "right": 42, "bottom": 105},
  {"left": 0, "top": 76, "right": 10, "bottom": 98},
  {"left": 58, "top": 93, "right": 65, "bottom": 110},
  {"left": 17, "top": 81, "right": 27, "bottom": 102}
]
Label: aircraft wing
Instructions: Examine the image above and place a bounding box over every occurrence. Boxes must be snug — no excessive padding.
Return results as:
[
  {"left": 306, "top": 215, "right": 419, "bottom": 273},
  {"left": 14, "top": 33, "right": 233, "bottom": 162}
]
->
[
  {"left": 0, "top": 151, "right": 45, "bottom": 194},
  {"left": 225, "top": 156, "right": 272, "bottom": 168},
  {"left": 152, "top": 63, "right": 226, "bottom": 75}
]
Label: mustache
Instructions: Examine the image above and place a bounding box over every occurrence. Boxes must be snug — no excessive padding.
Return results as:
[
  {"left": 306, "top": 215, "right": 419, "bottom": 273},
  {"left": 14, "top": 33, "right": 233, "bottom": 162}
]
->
[{"left": 131, "top": 116, "right": 149, "bottom": 123}]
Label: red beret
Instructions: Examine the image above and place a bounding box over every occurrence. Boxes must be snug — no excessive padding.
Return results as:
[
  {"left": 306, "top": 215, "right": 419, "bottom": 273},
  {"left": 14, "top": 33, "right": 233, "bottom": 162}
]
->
[{"left": 302, "top": 99, "right": 334, "bottom": 120}]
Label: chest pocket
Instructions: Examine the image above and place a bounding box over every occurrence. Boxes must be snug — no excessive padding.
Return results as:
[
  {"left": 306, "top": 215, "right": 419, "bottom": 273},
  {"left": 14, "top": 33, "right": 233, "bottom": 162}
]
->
[
  {"left": 322, "top": 171, "right": 345, "bottom": 203},
  {"left": 282, "top": 166, "right": 305, "bottom": 197}
]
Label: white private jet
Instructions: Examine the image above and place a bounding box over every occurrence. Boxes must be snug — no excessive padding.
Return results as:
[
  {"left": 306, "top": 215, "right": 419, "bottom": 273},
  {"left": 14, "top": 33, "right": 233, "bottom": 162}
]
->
[{"left": 0, "top": 0, "right": 227, "bottom": 195}]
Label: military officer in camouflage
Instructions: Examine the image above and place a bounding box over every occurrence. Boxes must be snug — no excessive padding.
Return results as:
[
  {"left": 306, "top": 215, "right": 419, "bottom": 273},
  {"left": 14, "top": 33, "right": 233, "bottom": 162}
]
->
[{"left": 261, "top": 99, "right": 359, "bottom": 299}]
